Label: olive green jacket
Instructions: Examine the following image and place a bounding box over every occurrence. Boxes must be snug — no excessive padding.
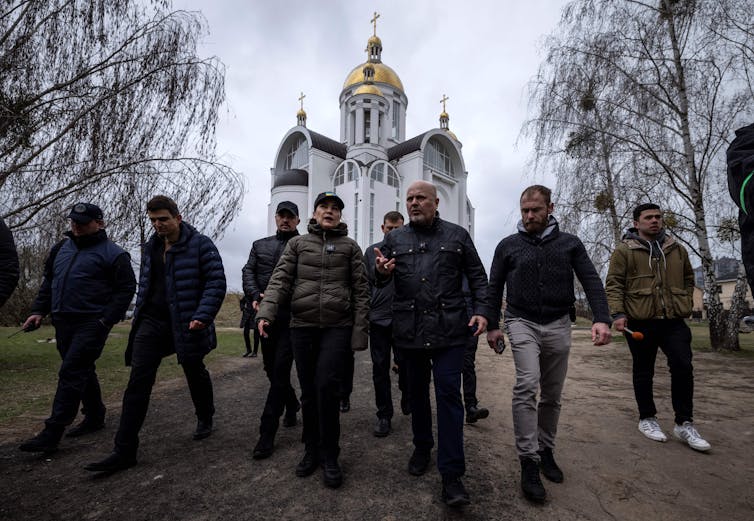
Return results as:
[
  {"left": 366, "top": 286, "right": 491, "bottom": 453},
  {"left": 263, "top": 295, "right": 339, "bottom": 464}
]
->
[
  {"left": 256, "top": 220, "right": 369, "bottom": 350},
  {"left": 605, "top": 230, "right": 694, "bottom": 320}
]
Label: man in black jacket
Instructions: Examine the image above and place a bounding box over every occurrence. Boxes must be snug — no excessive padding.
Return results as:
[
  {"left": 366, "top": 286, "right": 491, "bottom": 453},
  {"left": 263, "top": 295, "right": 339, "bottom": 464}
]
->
[
  {"left": 486, "top": 185, "right": 611, "bottom": 503},
  {"left": 0, "top": 217, "right": 19, "bottom": 307},
  {"left": 374, "top": 181, "right": 490, "bottom": 507},
  {"left": 243, "top": 201, "right": 301, "bottom": 459},
  {"left": 18, "top": 203, "right": 136, "bottom": 454},
  {"left": 364, "top": 210, "right": 406, "bottom": 437}
]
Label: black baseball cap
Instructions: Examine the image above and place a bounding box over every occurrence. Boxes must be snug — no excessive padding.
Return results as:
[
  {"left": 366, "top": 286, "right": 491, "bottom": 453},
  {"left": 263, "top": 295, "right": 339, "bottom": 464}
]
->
[
  {"left": 68, "top": 202, "right": 103, "bottom": 223},
  {"left": 276, "top": 201, "right": 299, "bottom": 217},
  {"left": 314, "top": 191, "right": 344, "bottom": 210}
]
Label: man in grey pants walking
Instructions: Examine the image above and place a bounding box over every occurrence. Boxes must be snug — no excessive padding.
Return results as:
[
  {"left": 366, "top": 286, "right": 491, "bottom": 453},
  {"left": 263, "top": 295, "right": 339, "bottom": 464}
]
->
[{"left": 486, "top": 185, "right": 612, "bottom": 503}]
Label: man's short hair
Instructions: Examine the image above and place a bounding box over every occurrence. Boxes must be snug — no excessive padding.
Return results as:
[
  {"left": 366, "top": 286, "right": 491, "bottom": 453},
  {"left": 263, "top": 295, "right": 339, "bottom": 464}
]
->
[
  {"left": 383, "top": 211, "right": 404, "bottom": 223},
  {"left": 521, "top": 185, "right": 552, "bottom": 205},
  {"left": 633, "top": 203, "right": 661, "bottom": 221},
  {"left": 146, "top": 195, "right": 180, "bottom": 217}
]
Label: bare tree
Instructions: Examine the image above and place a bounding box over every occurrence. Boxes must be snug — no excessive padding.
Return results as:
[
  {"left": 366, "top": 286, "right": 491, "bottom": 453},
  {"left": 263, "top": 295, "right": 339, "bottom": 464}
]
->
[
  {"left": 0, "top": 1, "right": 244, "bottom": 324},
  {"left": 525, "top": 0, "right": 754, "bottom": 350}
]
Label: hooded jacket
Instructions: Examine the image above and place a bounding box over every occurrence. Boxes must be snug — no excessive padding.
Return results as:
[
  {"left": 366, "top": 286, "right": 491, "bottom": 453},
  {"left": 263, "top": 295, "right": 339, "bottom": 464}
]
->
[
  {"left": 256, "top": 220, "right": 369, "bottom": 351},
  {"left": 605, "top": 228, "right": 694, "bottom": 320}
]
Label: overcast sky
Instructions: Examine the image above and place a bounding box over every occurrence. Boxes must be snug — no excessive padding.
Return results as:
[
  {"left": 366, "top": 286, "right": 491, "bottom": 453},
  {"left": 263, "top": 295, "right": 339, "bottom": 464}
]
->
[{"left": 170, "top": 0, "right": 568, "bottom": 290}]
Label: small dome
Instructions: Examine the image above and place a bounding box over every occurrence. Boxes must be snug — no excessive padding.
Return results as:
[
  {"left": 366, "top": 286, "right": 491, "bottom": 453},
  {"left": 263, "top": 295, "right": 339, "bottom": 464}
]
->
[
  {"left": 440, "top": 111, "right": 448, "bottom": 119},
  {"left": 368, "top": 35, "right": 382, "bottom": 47},
  {"left": 343, "top": 62, "right": 404, "bottom": 91},
  {"left": 353, "top": 84, "right": 384, "bottom": 97},
  {"left": 297, "top": 108, "right": 306, "bottom": 117}
]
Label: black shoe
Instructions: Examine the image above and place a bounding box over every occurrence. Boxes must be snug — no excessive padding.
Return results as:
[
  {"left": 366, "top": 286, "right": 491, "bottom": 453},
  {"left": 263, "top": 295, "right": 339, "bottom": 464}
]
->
[
  {"left": 18, "top": 429, "right": 61, "bottom": 453},
  {"left": 408, "top": 449, "right": 431, "bottom": 476},
  {"left": 339, "top": 399, "right": 350, "bottom": 413},
  {"left": 521, "top": 457, "right": 547, "bottom": 502},
  {"left": 537, "top": 447, "right": 564, "bottom": 483},
  {"left": 295, "top": 451, "right": 319, "bottom": 477},
  {"left": 442, "top": 476, "right": 471, "bottom": 507},
  {"left": 401, "top": 397, "right": 412, "bottom": 416},
  {"left": 252, "top": 435, "right": 274, "bottom": 460},
  {"left": 242, "top": 352, "right": 251, "bottom": 357},
  {"left": 84, "top": 452, "right": 137, "bottom": 473},
  {"left": 65, "top": 419, "right": 105, "bottom": 438},
  {"left": 192, "top": 419, "right": 213, "bottom": 440},
  {"left": 465, "top": 405, "right": 489, "bottom": 424},
  {"left": 373, "top": 418, "right": 391, "bottom": 437},
  {"left": 322, "top": 458, "right": 343, "bottom": 488},
  {"left": 250, "top": 352, "right": 258, "bottom": 358}
]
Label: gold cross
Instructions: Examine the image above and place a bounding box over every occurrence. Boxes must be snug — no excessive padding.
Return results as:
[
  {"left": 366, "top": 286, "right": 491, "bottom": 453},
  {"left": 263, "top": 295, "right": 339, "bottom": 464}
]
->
[
  {"left": 298, "top": 91, "right": 306, "bottom": 110},
  {"left": 371, "top": 11, "right": 380, "bottom": 36},
  {"left": 440, "top": 94, "right": 449, "bottom": 112}
]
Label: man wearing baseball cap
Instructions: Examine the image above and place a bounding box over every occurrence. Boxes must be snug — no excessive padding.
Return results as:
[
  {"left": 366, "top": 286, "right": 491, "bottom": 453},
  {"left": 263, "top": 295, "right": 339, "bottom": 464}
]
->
[
  {"left": 19, "top": 202, "right": 136, "bottom": 454},
  {"left": 242, "top": 200, "right": 302, "bottom": 459}
]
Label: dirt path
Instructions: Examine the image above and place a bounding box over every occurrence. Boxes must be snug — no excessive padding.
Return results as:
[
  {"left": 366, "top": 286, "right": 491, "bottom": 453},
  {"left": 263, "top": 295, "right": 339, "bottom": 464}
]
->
[{"left": 1, "top": 329, "right": 752, "bottom": 521}]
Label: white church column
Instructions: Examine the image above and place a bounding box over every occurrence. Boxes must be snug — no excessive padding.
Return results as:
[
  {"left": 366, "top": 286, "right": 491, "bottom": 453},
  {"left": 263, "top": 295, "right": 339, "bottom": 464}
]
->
[
  {"left": 356, "top": 108, "right": 365, "bottom": 144},
  {"left": 369, "top": 107, "right": 378, "bottom": 144}
]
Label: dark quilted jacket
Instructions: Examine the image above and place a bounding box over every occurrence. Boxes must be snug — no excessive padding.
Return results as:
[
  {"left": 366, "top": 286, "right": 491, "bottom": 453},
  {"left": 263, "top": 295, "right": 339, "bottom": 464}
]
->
[
  {"left": 256, "top": 220, "right": 369, "bottom": 351},
  {"left": 127, "top": 222, "right": 226, "bottom": 364},
  {"left": 241, "top": 230, "right": 298, "bottom": 318}
]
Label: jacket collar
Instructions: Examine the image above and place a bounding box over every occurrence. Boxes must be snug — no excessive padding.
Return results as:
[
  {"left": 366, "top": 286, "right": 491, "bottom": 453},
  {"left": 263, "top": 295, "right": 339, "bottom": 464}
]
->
[
  {"left": 64, "top": 229, "right": 108, "bottom": 249},
  {"left": 307, "top": 219, "right": 348, "bottom": 237},
  {"left": 516, "top": 215, "right": 559, "bottom": 241}
]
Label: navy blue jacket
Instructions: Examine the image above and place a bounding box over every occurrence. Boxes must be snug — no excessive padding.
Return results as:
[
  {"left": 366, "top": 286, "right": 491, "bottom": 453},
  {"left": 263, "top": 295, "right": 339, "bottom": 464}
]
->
[
  {"left": 364, "top": 238, "right": 394, "bottom": 326},
  {"left": 379, "top": 215, "right": 491, "bottom": 350},
  {"left": 127, "top": 222, "right": 226, "bottom": 365},
  {"left": 31, "top": 230, "right": 135, "bottom": 325}
]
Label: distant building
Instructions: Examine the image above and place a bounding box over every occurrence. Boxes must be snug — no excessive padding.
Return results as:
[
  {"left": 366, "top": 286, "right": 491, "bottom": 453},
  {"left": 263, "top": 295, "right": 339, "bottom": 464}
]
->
[
  {"left": 266, "top": 14, "right": 474, "bottom": 249},
  {"left": 692, "top": 257, "right": 751, "bottom": 318}
]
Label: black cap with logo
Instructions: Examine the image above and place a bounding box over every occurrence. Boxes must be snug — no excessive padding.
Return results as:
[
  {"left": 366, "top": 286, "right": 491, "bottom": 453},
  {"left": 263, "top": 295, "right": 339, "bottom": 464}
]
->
[
  {"left": 313, "top": 191, "right": 344, "bottom": 210},
  {"left": 68, "top": 202, "right": 104, "bottom": 223}
]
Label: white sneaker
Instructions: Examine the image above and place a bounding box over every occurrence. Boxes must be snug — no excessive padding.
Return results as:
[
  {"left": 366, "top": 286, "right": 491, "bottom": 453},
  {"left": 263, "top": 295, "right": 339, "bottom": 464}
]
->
[
  {"left": 638, "top": 417, "right": 667, "bottom": 442},
  {"left": 673, "top": 422, "right": 711, "bottom": 452}
]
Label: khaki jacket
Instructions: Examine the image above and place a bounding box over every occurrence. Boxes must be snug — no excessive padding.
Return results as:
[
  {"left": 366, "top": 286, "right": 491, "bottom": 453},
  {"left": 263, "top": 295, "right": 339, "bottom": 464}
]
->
[
  {"left": 256, "top": 220, "right": 369, "bottom": 351},
  {"left": 606, "top": 232, "right": 694, "bottom": 320}
]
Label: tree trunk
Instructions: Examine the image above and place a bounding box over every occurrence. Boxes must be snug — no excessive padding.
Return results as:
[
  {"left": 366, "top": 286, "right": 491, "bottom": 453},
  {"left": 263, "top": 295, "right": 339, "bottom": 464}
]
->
[{"left": 722, "top": 263, "right": 748, "bottom": 351}]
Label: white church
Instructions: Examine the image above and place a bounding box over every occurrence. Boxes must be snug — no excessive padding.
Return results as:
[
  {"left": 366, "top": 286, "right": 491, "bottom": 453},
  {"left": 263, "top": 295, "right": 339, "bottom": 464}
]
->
[{"left": 267, "top": 15, "right": 475, "bottom": 250}]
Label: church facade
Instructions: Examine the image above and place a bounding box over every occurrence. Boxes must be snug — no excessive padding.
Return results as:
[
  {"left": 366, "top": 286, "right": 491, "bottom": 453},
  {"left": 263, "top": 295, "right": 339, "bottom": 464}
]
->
[{"left": 267, "top": 19, "right": 475, "bottom": 249}]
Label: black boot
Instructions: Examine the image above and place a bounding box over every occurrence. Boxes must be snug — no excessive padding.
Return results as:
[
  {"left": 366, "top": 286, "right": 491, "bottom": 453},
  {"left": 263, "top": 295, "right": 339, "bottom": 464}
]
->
[
  {"left": 537, "top": 447, "right": 564, "bottom": 483},
  {"left": 84, "top": 452, "right": 137, "bottom": 473},
  {"left": 322, "top": 457, "right": 343, "bottom": 488},
  {"left": 295, "top": 450, "right": 319, "bottom": 477},
  {"left": 192, "top": 418, "right": 213, "bottom": 440},
  {"left": 465, "top": 405, "right": 489, "bottom": 424},
  {"left": 252, "top": 432, "right": 274, "bottom": 459},
  {"left": 441, "top": 475, "right": 471, "bottom": 507},
  {"left": 408, "top": 448, "right": 431, "bottom": 476},
  {"left": 520, "top": 457, "right": 547, "bottom": 502},
  {"left": 19, "top": 427, "right": 63, "bottom": 453},
  {"left": 66, "top": 418, "right": 106, "bottom": 438}
]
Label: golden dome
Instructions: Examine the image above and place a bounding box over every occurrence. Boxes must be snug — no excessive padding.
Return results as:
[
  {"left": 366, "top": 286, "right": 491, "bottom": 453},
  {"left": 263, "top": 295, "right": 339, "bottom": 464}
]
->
[
  {"left": 440, "top": 111, "right": 448, "bottom": 119},
  {"left": 297, "top": 108, "right": 306, "bottom": 117},
  {"left": 353, "top": 84, "right": 384, "bottom": 97},
  {"left": 343, "top": 62, "right": 404, "bottom": 91},
  {"left": 368, "top": 35, "right": 382, "bottom": 46}
]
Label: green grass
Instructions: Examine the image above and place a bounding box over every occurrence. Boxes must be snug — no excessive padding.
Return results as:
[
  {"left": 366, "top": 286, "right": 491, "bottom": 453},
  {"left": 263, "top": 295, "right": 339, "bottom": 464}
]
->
[{"left": 0, "top": 324, "right": 246, "bottom": 425}]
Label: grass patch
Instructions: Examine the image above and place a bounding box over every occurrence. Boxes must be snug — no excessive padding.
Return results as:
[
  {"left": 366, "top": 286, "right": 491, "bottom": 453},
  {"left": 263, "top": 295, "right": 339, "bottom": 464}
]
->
[{"left": 0, "top": 324, "right": 246, "bottom": 425}]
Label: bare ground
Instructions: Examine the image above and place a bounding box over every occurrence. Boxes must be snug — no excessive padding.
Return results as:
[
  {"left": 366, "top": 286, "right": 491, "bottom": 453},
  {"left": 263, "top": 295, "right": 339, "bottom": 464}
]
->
[{"left": 1, "top": 329, "right": 753, "bottom": 521}]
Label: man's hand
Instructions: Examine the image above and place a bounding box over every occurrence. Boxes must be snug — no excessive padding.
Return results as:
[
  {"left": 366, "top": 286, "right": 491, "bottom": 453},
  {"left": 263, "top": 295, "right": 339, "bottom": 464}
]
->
[
  {"left": 469, "top": 315, "right": 487, "bottom": 336},
  {"left": 612, "top": 317, "right": 627, "bottom": 332},
  {"left": 252, "top": 300, "right": 260, "bottom": 312},
  {"left": 22, "top": 314, "right": 43, "bottom": 331},
  {"left": 189, "top": 320, "right": 207, "bottom": 331},
  {"left": 592, "top": 322, "right": 612, "bottom": 346},
  {"left": 486, "top": 328, "right": 504, "bottom": 350},
  {"left": 257, "top": 319, "right": 270, "bottom": 338},
  {"left": 373, "top": 248, "right": 395, "bottom": 275}
]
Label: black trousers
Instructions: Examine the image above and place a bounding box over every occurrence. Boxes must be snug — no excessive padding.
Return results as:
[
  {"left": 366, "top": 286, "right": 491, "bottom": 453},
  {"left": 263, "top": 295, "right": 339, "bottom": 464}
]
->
[
  {"left": 370, "top": 323, "right": 398, "bottom": 419},
  {"left": 291, "top": 327, "right": 351, "bottom": 460},
  {"left": 243, "top": 319, "right": 260, "bottom": 355},
  {"left": 46, "top": 315, "right": 109, "bottom": 431},
  {"left": 340, "top": 351, "right": 354, "bottom": 401},
  {"left": 461, "top": 335, "right": 479, "bottom": 410},
  {"left": 403, "top": 345, "right": 466, "bottom": 479},
  {"left": 626, "top": 318, "right": 694, "bottom": 425},
  {"left": 114, "top": 315, "right": 214, "bottom": 456},
  {"left": 258, "top": 321, "right": 299, "bottom": 436}
]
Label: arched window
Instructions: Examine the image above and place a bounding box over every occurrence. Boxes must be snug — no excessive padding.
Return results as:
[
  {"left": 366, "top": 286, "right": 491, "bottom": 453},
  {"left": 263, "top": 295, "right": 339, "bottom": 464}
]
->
[
  {"left": 370, "top": 163, "right": 384, "bottom": 188},
  {"left": 284, "top": 136, "right": 307, "bottom": 169},
  {"left": 423, "top": 139, "right": 455, "bottom": 177},
  {"left": 334, "top": 164, "right": 345, "bottom": 186}
]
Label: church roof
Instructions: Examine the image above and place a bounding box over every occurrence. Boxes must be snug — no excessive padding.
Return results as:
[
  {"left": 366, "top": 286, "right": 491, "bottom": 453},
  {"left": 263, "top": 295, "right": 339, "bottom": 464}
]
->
[
  {"left": 308, "top": 130, "right": 347, "bottom": 159},
  {"left": 273, "top": 169, "right": 308, "bottom": 188},
  {"left": 343, "top": 62, "right": 404, "bottom": 92},
  {"left": 387, "top": 132, "right": 428, "bottom": 161}
]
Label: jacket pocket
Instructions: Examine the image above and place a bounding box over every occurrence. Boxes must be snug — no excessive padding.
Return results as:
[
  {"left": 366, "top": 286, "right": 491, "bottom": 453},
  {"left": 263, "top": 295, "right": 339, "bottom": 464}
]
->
[
  {"left": 624, "top": 287, "right": 656, "bottom": 320},
  {"left": 391, "top": 300, "right": 416, "bottom": 340},
  {"left": 670, "top": 287, "right": 692, "bottom": 318}
]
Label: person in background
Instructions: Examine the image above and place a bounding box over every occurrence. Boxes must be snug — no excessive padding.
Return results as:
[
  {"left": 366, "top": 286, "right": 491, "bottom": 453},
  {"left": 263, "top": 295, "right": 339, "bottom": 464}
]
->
[
  {"left": 0, "top": 217, "right": 20, "bottom": 308},
  {"left": 257, "top": 191, "right": 369, "bottom": 489},
  {"left": 85, "top": 195, "right": 225, "bottom": 473},
  {"left": 243, "top": 201, "right": 302, "bottom": 460},
  {"left": 19, "top": 203, "right": 135, "bottom": 454},
  {"left": 239, "top": 295, "right": 259, "bottom": 357}
]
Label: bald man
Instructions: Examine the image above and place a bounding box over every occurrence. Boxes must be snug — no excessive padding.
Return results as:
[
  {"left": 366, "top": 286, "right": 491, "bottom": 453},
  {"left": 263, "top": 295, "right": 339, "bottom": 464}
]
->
[{"left": 374, "top": 181, "right": 491, "bottom": 507}]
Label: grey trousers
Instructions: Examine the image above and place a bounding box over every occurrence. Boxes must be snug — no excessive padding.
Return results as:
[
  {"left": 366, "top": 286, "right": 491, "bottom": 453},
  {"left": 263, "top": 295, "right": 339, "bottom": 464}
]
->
[{"left": 505, "top": 315, "right": 571, "bottom": 459}]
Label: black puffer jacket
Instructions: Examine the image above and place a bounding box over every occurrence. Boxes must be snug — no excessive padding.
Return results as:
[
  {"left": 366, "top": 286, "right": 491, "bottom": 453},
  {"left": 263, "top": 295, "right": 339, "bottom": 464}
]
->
[
  {"left": 0, "top": 218, "right": 19, "bottom": 307},
  {"left": 379, "top": 215, "right": 490, "bottom": 350},
  {"left": 256, "top": 220, "right": 369, "bottom": 351},
  {"left": 241, "top": 230, "right": 299, "bottom": 305}
]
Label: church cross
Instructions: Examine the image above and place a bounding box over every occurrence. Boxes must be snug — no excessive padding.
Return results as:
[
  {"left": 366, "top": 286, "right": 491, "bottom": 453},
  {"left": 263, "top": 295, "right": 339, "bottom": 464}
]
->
[
  {"left": 371, "top": 12, "right": 380, "bottom": 36},
  {"left": 440, "top": 94, "right": 449, "bottom": 112},
  {"left": 298, "top": 91, "right": 306, "bottom": 110}
]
